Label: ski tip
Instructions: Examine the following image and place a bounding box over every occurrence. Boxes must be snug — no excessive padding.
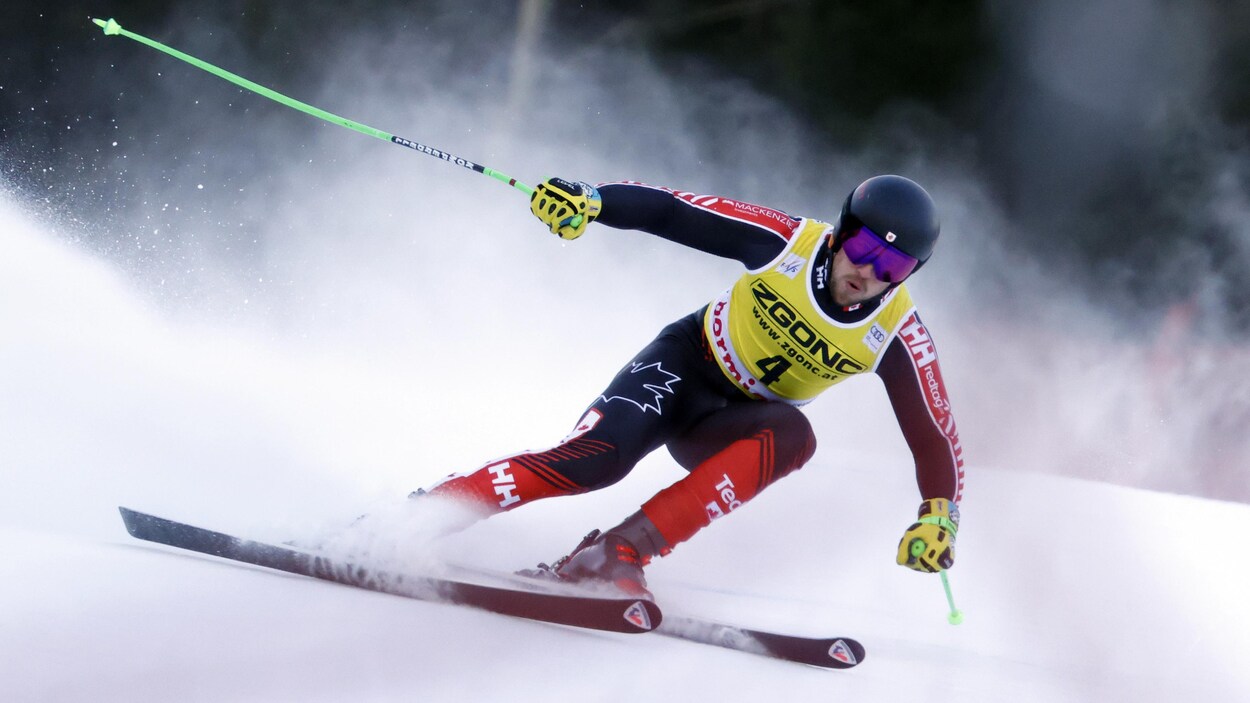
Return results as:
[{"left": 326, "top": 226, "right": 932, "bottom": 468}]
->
[
  {"left": 623, "top": 600, "right": 662, "bottom": 632},
  {"left": 117, "top": 506, "right": 144, "bottom": 536},
  {"left": 827, "top": 638, "right": 866, "bottom": 668}
]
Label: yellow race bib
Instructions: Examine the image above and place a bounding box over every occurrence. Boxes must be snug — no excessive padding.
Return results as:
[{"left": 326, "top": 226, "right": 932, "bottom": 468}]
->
[{"left": 704, "top": 219, "right": 915, "bottom": 404}]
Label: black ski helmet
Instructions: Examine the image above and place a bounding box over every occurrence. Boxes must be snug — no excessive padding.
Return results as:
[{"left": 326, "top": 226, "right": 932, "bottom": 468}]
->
[{"left": 835, "top": 175, "right": 940, "bottom": 273}]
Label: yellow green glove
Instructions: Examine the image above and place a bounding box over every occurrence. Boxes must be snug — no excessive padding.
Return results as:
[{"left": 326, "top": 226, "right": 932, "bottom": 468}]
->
[
  {"left": 529, "top": 177, "right": 602, "bottom": 240},
  {"left": 896, "top": 498, "right": 959, "bottom": 573}
]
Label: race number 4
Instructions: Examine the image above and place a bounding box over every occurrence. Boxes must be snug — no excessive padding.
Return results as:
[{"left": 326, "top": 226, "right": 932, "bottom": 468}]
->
[{"left": 756, "top": 355, "right": 792, "bottom": 385}]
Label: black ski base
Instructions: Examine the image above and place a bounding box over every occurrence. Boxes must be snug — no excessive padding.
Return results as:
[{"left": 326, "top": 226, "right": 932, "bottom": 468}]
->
[{"left": 118, "top": 507, "right": 660, "bottom": 634}]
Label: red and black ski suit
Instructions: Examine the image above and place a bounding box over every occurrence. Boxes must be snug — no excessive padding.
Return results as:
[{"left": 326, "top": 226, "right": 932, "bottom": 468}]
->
[{"left": 427, "top": 182, "right": 964, "bottom": 552}]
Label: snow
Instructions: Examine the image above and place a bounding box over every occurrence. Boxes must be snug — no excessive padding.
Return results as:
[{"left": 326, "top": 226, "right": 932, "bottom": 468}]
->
[{"left": 2, "top": 182, "right": 1247, "bottom": 701}]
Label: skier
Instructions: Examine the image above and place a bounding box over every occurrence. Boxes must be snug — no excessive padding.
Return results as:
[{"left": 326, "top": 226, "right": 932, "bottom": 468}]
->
[{"left": 419, "top": 175, "right": 964, "bottom": 598}]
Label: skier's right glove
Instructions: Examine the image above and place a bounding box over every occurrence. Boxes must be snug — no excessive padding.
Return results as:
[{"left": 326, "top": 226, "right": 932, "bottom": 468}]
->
[
  {"left": 896, "top": 498, "right": 959, "bottom": 573},
  {"left": 530, "top": 177, "right": 601, "bottom": 240}
]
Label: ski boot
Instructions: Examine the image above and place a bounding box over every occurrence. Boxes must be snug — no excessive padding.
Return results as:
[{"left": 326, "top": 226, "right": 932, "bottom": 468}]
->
[{"left": 521, "top": 529, "right": 653, "bottom": 600}]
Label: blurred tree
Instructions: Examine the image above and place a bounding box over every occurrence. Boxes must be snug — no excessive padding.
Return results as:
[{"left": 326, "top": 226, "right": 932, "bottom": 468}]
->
[
  {"left": 624, "top": 0, "right": 990, "bottom": 139},
  {"left": 4, "top": 0, "right": 1249, "bottom": 330}
]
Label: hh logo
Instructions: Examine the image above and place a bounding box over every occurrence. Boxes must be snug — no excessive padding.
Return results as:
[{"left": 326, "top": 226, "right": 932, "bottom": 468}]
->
[
  {"left": 899, "top": 315, "right": 936, "bottom": 367},
  {"left": 487, "top": 461, "right": 520, "bottom": 509}
]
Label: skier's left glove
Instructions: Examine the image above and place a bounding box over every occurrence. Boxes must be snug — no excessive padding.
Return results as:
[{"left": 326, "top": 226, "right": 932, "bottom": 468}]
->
[
  {"left": 530, "top": 177, "right": 602, "bottom": 240},
  {"left": 896, "top": 498, "right": 959, "bottom": 573}
]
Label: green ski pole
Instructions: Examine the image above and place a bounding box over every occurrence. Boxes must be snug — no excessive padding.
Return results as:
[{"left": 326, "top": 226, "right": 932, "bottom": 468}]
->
[
  {"left": 90, "top": 17, "right": 541, "bottom": 201},
  {"left": 940, "top": 571, "right": 964, "bottom": 625},
  {"left": 909, "top": 538, "right": 964, "bottom": 625}
]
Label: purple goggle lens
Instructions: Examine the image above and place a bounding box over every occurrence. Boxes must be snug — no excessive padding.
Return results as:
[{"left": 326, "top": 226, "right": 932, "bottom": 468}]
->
[{"left": 840, "top": 225, "right": 919, "bottom": 283}]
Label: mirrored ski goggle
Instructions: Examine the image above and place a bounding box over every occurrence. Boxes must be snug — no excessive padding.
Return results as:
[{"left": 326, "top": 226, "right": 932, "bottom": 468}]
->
[{"left": 840, "top": 225, "right": 919, "bottom": 283}]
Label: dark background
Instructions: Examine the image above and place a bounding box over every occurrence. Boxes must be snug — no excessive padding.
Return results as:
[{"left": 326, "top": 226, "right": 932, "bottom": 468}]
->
[{"left": 4, "top": 0, "right": 1250, "bottom": 335}]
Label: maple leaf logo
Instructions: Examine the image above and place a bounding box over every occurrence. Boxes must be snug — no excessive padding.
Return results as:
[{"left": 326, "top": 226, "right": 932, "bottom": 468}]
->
[{"left": 599, "top": 362, "right": 682, "bottom": 414}]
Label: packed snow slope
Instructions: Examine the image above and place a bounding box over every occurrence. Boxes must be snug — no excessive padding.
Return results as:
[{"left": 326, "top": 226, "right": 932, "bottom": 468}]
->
[{"left": 1, "top": 187, "right": 1247, "bottom": 702}]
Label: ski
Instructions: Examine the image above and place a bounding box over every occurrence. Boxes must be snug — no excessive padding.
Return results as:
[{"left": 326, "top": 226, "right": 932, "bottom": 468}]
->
[
  {"left": 657, "top": 615, "right": 864, "bottom": 669},
  {"left": 119, "top": 507, "right": 863, "bottom": 668},
  {"left": 441, "top": 563, "right": 866, "bottom": 668},
  {"left": 117, "top": 507, "right": 660, "bottom": 635}
]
